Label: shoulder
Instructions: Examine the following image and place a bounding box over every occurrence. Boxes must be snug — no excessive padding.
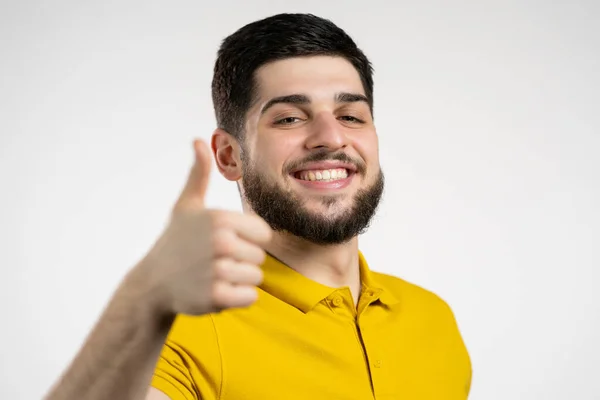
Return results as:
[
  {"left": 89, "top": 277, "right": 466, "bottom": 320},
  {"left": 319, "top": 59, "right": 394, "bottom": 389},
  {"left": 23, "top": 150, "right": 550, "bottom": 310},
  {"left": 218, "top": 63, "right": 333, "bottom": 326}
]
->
[
  {"left": 373, "top": 271, "right": 459, "bottom": 321},
  {"left": 373, "top": 272, "right": 472, "bottom": 393},
  {"left": 167, "top": 313, "right": 218, "bottom": 343},
  {"left": 374, "top": 271, "right": 471, "bottom": 362},
  {"left": 162, "top": 313, "right": 221, "bottom": 366},
  {"left": 153, "top": 315, "right": 223, "bottom": 399}
]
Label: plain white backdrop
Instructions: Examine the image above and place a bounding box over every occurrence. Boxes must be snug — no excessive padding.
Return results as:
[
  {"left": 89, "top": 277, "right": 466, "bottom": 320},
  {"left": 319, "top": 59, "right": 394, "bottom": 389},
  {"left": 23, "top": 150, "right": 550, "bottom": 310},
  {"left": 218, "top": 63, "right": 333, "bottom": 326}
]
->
[{"left": 1, "top": 1, "right": 599, "bottom": 399}]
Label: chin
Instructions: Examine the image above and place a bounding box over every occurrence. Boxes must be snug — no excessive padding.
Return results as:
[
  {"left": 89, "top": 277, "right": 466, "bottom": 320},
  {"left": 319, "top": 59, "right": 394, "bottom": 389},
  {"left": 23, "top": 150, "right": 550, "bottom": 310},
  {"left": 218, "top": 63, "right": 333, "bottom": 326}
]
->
[{"left": 303, "top": 201, "right": 352, "bottom": 216}]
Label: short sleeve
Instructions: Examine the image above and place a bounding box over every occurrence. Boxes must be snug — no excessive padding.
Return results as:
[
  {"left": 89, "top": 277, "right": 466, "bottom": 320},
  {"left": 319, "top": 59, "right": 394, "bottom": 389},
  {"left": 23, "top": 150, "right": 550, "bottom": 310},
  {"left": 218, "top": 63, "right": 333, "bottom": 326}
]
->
[
  {"left": 151, "top": 340, "right": 198, "bottom": 400},
  {"left": 151, "top": 314, "right": 222, "bottom": 400}
]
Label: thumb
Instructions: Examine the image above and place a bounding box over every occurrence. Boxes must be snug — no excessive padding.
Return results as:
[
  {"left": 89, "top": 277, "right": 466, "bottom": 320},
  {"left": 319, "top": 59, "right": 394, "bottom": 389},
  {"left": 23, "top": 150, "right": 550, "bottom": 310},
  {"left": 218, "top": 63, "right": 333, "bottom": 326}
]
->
[{"left": 174, "top": 139, "right": 212, "bottom": 211}]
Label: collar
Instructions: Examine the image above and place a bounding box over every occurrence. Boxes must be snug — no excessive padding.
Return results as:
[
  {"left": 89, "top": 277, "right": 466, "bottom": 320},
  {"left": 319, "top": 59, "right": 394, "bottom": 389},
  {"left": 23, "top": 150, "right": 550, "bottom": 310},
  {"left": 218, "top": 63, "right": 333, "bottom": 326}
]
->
[
  {"left": 259, "top": 251, "right": 399, "bottom": 313},
  {"left": 358, "top": 251, "right": 400, "bottom": 306}
]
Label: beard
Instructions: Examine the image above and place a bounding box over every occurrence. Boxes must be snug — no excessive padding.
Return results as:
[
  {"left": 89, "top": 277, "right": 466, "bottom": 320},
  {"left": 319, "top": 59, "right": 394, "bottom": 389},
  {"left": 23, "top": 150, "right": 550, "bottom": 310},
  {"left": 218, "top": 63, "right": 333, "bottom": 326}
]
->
[{"left": 240, "top": 150, "right": 385, "bottom": 245}]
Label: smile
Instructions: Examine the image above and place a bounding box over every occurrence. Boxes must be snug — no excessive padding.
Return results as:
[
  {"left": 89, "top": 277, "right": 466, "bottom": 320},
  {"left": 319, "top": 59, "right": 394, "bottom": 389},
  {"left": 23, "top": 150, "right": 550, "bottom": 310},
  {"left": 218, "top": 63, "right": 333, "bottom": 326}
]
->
[
  {"left": 291, "top": 168, "right": 355, "bottom": 190},
  {"left": 294, "top": 168, "right": 349, "bottom": 182}
]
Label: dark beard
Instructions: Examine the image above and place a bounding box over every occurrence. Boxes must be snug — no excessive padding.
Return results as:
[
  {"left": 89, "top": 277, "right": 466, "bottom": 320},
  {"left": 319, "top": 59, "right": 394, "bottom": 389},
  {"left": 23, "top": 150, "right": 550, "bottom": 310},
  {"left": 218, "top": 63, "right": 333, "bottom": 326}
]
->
[{"left": 240, "top": 153, "right": 385, "bottom": 245}]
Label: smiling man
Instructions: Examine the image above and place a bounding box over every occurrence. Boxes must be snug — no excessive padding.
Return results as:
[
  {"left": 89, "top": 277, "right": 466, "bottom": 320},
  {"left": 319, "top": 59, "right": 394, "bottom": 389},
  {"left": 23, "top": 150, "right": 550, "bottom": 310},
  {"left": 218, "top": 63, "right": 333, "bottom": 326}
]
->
[
  {"left": 46, "top": 13, "right": 471, "bottom": 400},
  {"left": 237, "top": 58, "right": 383, "bottom": 250}
]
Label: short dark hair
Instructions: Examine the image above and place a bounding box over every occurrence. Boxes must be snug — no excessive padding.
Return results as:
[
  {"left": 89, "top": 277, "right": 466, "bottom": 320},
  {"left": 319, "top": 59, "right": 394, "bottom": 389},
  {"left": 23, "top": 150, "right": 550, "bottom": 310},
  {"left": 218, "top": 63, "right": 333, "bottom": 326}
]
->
[{"left": 211, "top": 13, "right": 374, "bottom": 142}]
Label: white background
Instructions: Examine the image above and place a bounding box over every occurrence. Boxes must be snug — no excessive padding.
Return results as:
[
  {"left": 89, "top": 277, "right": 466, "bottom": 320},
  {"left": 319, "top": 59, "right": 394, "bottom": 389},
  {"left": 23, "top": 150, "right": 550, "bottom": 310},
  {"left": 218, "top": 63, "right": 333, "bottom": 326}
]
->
[{"left": 1, "top": 1, "right": 599, "bottom": 399}]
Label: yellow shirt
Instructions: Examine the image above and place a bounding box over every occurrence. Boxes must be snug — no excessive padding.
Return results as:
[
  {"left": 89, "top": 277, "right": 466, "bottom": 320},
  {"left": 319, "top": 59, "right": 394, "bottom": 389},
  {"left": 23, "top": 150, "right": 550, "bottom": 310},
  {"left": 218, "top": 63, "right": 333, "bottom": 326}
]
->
[{"left": 151, "top": 252, "right": 472, "bottom": 399}]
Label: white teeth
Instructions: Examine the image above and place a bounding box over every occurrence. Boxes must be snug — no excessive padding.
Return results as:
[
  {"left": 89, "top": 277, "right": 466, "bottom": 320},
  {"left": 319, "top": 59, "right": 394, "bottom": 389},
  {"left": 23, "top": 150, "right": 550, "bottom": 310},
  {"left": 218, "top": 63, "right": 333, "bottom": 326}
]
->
[{"left": 298, "top": 168, "right": 349, "bottom": 182}]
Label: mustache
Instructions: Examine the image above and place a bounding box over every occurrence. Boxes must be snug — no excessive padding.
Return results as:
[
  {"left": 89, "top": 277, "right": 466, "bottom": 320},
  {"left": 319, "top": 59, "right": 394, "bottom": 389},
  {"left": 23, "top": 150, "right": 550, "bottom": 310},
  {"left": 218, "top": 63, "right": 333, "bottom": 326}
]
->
[{"left": 285, "top": 150, "right": 367, "bottom": 175}]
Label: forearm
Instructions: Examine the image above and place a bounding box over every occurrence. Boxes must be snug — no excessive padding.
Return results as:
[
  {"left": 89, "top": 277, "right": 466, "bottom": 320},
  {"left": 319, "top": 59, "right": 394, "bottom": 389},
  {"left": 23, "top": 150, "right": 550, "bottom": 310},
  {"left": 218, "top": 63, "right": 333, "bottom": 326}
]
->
[{"left": 45, "top": 268, "right": 175, "bottom": 400}]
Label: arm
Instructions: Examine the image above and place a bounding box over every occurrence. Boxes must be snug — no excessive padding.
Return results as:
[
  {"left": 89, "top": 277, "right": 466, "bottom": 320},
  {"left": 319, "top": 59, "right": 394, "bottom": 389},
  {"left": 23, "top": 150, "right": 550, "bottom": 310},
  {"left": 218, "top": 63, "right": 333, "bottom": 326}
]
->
[
  {"left": 45, "top": 269, "right": 175, "bottom": 400},
  {"left": 44, "top": 139, "right": 270, "bottom": 400}
]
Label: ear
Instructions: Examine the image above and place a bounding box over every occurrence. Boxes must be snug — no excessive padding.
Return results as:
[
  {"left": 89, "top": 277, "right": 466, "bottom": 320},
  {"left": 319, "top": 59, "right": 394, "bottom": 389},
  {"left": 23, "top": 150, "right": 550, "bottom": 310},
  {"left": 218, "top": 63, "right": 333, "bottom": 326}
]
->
[{"left": 211, "top": 128, "right": 243, "bottom": 181}]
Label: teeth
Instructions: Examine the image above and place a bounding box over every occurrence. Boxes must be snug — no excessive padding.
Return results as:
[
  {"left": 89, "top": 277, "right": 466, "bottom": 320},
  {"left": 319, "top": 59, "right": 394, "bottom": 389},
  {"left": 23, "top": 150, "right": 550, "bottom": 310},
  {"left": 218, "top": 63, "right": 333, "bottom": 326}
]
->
[{"left": 298, "top": 168, "right": 349, "bottom": 182}]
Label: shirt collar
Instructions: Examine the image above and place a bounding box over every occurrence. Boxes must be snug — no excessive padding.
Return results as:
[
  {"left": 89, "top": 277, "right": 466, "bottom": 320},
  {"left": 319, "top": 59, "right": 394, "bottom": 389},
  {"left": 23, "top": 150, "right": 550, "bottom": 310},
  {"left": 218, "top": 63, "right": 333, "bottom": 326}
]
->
[
  {"left": 259, "top": 250, "right": 399, "bottom": 313},
  {"left": 358, "top": 251, "right": 400, "bottom": 306},
  {"left": 259, "top": 252, "right": 334, "bottom": 313}
]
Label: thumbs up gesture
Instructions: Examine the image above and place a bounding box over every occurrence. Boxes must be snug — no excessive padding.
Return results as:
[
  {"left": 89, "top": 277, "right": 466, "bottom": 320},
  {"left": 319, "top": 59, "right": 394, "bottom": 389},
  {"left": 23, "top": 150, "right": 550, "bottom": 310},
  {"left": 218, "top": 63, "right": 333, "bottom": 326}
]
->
[{"left": 134, "top": 139, "right": 272, "bottom": 317}]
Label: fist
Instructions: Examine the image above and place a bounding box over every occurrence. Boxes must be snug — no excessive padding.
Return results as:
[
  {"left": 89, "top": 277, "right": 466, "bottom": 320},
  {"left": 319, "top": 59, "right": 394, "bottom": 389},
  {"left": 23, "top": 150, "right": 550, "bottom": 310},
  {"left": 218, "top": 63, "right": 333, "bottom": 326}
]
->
[{"left": 136, "top": 139, "right": 272, "bottom": 316}]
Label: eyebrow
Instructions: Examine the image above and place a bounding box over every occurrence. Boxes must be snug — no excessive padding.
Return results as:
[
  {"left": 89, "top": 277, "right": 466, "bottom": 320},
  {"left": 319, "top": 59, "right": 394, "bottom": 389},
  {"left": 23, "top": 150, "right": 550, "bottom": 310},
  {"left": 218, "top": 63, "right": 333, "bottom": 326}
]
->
[
  {"left": 260, "top": 92, "right": 369, "bottom": 115},
  {"left": 260, "top": 94, "right": 309, "bottom": 115},
  {"left": 335, "top": 92, "right": 369, "bottom": 104}
]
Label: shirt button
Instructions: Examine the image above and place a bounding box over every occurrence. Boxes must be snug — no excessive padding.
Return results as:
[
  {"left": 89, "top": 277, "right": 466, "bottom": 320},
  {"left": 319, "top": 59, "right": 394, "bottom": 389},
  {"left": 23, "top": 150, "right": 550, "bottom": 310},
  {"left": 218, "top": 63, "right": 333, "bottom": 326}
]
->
[
  {"left": 374, "top": 360, "right": 382, "bottom": 368},
  {"left": 332, "top": 296, "right": 343, "bottom": 306}
]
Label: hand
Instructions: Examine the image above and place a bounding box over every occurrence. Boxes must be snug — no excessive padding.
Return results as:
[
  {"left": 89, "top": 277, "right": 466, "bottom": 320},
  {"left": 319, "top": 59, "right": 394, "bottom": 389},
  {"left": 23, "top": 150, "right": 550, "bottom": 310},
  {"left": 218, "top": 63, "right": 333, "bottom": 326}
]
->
[{"left": 134, "top": 139, "right": 272, "bottom": 317}]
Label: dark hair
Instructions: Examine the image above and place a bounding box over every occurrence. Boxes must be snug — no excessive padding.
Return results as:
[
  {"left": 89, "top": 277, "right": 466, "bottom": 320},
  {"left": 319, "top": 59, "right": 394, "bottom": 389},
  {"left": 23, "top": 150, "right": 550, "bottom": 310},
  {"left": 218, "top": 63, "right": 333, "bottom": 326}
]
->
[{"left": 211, "top": 13, "right": 374, "bottom": 142}]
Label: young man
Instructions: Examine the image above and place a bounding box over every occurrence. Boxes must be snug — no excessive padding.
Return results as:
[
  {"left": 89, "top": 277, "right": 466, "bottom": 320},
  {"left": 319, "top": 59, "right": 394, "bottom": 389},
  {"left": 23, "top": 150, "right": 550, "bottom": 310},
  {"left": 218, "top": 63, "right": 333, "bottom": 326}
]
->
[{"left": 46, "top": 13, "right": 471, "bottom": 400}]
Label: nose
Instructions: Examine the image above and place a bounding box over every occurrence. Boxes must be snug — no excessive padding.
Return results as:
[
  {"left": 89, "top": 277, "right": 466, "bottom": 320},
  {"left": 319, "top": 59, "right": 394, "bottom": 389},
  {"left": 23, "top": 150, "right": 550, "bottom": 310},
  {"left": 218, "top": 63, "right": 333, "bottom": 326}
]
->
[{"left": 304, "top": 113, "right": 349, "bottom": 151}]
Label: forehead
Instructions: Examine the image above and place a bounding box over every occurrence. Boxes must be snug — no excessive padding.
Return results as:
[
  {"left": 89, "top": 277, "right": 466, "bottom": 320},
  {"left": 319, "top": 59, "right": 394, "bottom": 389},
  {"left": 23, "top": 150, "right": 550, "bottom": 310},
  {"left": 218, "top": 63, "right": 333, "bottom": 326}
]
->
[{"left": 253, "top": 56, "right": 365, "bottom": 101}]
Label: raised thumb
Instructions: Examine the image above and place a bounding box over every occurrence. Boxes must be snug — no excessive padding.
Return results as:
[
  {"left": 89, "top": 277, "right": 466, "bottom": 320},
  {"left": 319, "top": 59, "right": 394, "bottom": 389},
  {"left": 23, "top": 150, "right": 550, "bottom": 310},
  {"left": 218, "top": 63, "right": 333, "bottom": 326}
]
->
[{"left": 174, "top": 139, "right": 212, "bottom": 211}]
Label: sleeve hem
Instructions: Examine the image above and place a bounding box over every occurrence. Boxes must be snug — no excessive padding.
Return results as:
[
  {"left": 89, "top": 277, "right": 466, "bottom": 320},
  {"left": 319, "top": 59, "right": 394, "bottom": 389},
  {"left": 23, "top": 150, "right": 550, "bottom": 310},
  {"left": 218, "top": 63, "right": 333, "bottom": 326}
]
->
[{"left": 151, "top": 375, "right": 195, "bottom": 400}]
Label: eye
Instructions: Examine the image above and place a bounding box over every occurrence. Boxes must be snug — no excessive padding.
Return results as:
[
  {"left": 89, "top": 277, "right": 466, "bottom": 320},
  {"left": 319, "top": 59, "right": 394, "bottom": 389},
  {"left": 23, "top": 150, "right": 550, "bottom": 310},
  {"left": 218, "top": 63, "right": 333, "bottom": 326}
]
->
[
  {"left": 274, "top": 116, "right": 303, "bottom": 125},
  {"left": 338, "top": 115, "right": 364, "bottom": 123}
]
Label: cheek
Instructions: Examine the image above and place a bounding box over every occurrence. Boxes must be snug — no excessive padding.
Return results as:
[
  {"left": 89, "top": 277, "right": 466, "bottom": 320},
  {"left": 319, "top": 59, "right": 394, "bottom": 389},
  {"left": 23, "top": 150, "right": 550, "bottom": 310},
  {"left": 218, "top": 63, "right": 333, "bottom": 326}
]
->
[
  {"left": 254, "top": 135, "right": 292, "bottom": 178},
  {"left": 350, "top": 131, "right": 380, "bottom": 165},
  {"left": 255, "top": 134, "right": 301, "bottom": 170}
]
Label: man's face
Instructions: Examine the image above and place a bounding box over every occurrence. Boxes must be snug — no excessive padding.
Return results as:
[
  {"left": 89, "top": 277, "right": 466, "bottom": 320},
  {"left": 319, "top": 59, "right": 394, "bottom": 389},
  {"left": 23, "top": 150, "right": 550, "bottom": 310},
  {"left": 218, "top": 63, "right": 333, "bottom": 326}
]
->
[{"left": 240, "top": 56, "right": 384, "bottom": 245}]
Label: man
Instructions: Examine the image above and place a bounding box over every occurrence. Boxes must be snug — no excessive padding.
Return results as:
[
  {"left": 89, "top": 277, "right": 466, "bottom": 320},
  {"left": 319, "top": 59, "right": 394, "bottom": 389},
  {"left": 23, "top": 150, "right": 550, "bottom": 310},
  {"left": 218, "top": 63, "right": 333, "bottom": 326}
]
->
[{"left": 46, "top": 13, "right": 471, "bottom": 400}]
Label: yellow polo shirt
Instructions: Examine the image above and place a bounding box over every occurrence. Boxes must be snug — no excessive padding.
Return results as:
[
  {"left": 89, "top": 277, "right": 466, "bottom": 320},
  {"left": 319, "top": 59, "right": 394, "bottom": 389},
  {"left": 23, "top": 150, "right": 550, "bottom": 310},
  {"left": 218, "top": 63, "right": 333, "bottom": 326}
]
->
[{"left": 151, "top": 252, "right": 472, "bottom": 399}]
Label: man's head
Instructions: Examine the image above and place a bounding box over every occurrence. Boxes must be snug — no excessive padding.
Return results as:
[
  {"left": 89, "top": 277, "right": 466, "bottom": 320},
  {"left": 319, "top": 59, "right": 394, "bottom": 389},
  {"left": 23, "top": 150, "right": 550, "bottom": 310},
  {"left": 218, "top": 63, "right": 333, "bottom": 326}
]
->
[{"left": 211, "top": 13, "right": 384, "bottom": 245}]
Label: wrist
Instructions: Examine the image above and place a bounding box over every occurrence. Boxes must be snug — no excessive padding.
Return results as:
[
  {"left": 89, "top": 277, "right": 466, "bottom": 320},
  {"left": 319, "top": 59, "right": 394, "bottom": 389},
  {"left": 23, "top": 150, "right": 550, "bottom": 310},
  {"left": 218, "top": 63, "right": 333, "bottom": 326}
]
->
[{"left": 121, "top": 261, "right": 176, "bottom": 330}]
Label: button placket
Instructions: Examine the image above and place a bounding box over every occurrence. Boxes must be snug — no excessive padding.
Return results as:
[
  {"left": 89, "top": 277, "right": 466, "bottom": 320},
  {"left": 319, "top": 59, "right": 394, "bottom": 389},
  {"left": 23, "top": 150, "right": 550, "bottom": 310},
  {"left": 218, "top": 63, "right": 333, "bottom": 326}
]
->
[
  {"left": 358, "top": 288, "right": 381, "bottom": 317},
  {"left": 325, "top": 290, "right": 356, "bottom": 319},
  {"left": 357, "top": 319, "right": 386, "bottom": 397}
]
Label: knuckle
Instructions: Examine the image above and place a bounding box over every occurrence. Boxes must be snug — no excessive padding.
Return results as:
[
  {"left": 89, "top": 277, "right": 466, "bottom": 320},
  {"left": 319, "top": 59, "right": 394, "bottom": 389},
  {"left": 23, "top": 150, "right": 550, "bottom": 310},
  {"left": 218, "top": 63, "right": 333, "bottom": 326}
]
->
[
  {"left": 237, "top": 263, "right": 261, "bottom": 283},
  {"left": 252, "top": 247, "right": 267, "bottom": 264},
  {"left": 211, "top": 230, "right": 234, "bottom": 256},
  {"left": 208, "top": 210, "right": 232, "bottom": 229},
  {"left": 213, "top": 259, "right": 231, "bottom": 280},
  {"left": 250, "top": 266, "right": 264, "bottom": 285},
  {"left": 210, "top": 282, "right": 226, "bottom": 308}
]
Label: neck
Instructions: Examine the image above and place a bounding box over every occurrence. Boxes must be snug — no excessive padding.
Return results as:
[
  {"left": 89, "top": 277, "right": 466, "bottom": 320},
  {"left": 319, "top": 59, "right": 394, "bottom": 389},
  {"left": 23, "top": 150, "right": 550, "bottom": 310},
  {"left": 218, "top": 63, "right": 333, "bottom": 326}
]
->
[{"left": 264, "top": 231, "right": 362, "bottom": 304}]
